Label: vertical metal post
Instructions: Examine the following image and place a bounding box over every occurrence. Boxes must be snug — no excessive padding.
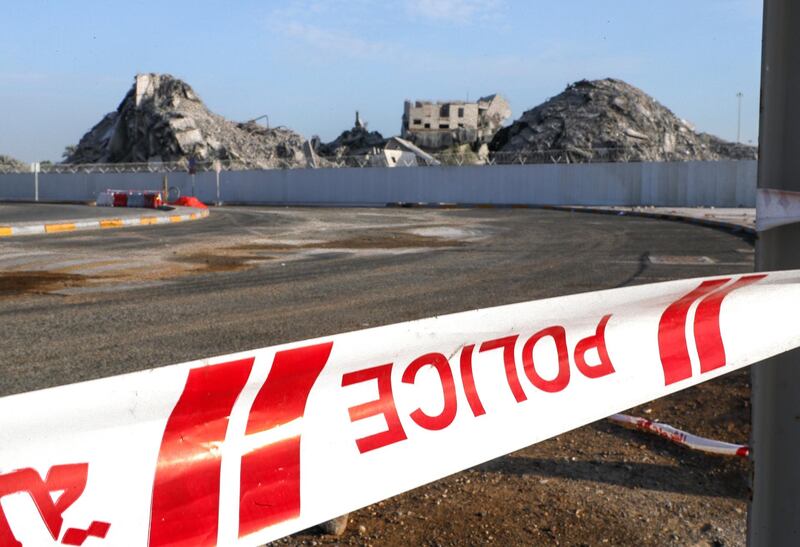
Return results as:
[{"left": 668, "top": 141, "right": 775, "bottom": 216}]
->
[
  {"left": 749, "top": 0, "right": 800, "bottom": 545},
  {"left": 214, "top": 160, "right": 221, "bottom": 206},
  {"left": 737, "top": 91, "right": 744, "bottom": 143},
  {"left": 32, "top": 162, "right": 39, "bottom": 202}
]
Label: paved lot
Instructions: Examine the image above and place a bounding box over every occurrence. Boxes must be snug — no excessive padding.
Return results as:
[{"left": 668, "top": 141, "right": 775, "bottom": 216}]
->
[
  {"left": 0, "top": 206, "right": 754, "bottom": 396},
  {"left": 0, "top": 206, "right": 756, "bottom": 545}
]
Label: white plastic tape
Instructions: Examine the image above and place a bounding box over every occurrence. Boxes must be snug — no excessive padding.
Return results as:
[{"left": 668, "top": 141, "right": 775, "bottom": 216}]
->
[
  {"left": 1, "top": 271, "right": 799, "bottom": 546},
  {"left": 756, "top": 188, "right": 800, "bottom": 231},
  {"left": 608, "top": 413, "right": 748, "bottom": 457}
]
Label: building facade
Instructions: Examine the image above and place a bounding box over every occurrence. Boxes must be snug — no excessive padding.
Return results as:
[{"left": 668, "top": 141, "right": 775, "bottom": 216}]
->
[{"left": 401, "top": 94, "right": 511, "bottom": 149}]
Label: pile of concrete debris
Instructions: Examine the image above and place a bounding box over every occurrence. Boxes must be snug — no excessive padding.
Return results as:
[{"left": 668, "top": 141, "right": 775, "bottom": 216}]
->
[
  {"left": 65, "top": 73, "right": 309, "bottom": 169},
  {"left": 309, "top": 113, "right": 441, "bottom": 168},
  {"left": 490, "top": 79, "right": 757, "bottom": 163},
  {"left": 0, "top": 154, "right": 26, "bottom": 171},
  {"left": 314, "top": 112, "right": 386, "bottom": 166}
]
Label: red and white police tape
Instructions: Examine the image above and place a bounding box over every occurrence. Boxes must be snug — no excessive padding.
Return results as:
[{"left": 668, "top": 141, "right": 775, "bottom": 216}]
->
[
  {"left": 608, "top": 414, "right": 749, "bottom": 458},
  {"left": 1, "top": 270, "right": 799, "bottom": 546}
]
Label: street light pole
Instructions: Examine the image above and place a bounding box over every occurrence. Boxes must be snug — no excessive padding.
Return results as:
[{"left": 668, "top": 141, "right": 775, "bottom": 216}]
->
[
  {"left": 749, "top": 0, "right": 800, "bottom": 545},
  {"left": 736, "top": 91, "right": 743, "bottom": 143}
]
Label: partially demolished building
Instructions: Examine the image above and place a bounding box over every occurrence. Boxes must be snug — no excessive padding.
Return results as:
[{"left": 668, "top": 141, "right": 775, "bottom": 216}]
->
[{"left": 401, "top": 94, "right": 511, "bottom": 150}]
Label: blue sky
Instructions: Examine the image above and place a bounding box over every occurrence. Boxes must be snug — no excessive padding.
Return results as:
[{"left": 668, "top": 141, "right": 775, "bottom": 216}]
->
[{"left": 0, "top": 0, "right": 763, "bottom": 163}]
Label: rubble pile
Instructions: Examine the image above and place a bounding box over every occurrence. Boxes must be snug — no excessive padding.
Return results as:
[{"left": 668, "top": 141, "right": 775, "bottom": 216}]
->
[
  {"left": 315, "top": 112, "right": 386, "bottom": 165},
  {"left": 491, "top": 79, "right": 757, "bottom": 162},
  {"left": 66, "top": 73, "right": 308, "bottom": 168},
  {"left": 0, "top": 155, "right": 26, "bottom": 171}
]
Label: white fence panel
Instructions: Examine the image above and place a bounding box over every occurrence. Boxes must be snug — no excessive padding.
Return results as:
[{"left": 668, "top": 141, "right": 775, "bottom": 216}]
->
[
  {"left": 0, "top": 160, "right": 758, "bottom": 208},
  {"left": 0, "top": 174, "right": 35, "bottom": 201}
]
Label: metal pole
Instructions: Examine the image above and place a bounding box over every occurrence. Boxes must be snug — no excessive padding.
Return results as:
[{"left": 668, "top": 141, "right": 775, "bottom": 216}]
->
[
  {"left": 737, "top": 91, "right": 744, "bottom": 143},
  {"left": 749, "top": 0, "right": 800, "bottom": 545},
  {"left": 33, "top": 163, "right": 39, "bottom": 202}
]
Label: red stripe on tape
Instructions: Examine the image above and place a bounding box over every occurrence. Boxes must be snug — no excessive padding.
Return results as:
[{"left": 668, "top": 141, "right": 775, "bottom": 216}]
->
[
  {"left": 694, "top": 274, "right": 767, "bottom": 373},
  {"left": 149, "top": 357, "right": 254, "bottom": 547},
  {"left": 238, "top": 342, "right": 333, "bottom": 538},
  {"left": 658, "top": 279, "right": 729, "bottom": 385}
]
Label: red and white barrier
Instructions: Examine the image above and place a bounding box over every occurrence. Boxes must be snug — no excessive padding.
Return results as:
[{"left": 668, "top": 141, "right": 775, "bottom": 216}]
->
[
  {"left": 608, "top": 413, "right": 749, "bottom": 457},
  {"left": 1, "top": 271, "right": 799, "bottom": 546},
  {"left": 96, "top": 190, "right": 163, "bottom": 209}
]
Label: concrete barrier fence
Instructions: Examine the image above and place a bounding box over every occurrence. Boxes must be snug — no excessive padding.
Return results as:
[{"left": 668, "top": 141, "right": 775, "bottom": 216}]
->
[{"left": 0, "top": 160, "right": 757, "bottom": 208}]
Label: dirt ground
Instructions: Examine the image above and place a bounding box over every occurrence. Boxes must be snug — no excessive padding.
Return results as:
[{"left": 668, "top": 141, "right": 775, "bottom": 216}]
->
[
  {"left": 0, "top": 271, "right": 86, "bottom": 295},
  {"left": 273, "top": 370, "right": 750, "bottom": 546},
  {"left": 0, "top": 231, "right": 466, "bottom": 295}
]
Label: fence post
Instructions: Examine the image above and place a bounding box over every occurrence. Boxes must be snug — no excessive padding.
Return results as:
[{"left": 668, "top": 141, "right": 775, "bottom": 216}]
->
[
  {"left": 31, "top": 162, "right": 40, "bottom": 202},
  {"left": 214, "top": 160, "right": 221, "bottom": 205},
  {"left": 749, "top": 0, "right": 800, "bottom": 545}
]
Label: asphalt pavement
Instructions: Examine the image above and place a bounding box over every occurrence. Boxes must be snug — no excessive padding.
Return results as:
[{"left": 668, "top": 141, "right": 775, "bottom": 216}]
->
[{"left": 0, "top": 206, "right": 754, "bottom": 397}]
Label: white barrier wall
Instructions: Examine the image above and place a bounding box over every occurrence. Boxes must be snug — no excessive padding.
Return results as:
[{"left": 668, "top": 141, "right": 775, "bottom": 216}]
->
[
  {"left": 0, "top": 173, "right": 36, "bottom": 201},
  {"left": 0, "top": 160, "right": 757, "bottom": 208}
]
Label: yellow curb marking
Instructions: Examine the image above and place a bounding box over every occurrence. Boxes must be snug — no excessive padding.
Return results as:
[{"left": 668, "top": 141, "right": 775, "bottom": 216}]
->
[
  {"left": 45, "top": 223, "right": 77, "bottom": 233},
  {"left": 2, "top": 210, "right": 206, "bottom": 237},
  {"left": 100, "top": 219, "right": 124, "bottom": 229}
]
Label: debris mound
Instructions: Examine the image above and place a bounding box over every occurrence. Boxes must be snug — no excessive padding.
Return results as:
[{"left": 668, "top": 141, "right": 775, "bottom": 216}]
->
[
  {"left": 490, "top": 79, "right": 757, "bottom": 162},
  {"left": 66, "top": 73, "right": 308, "bottom": 168},
  {"left": 316, "top": 112, "right": 387, "bottom": 165}
]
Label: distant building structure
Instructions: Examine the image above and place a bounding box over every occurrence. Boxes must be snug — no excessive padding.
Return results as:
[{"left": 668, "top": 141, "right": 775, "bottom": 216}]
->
[{"left": 401, "top": 94, "right": 511, "bottom": 150}]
